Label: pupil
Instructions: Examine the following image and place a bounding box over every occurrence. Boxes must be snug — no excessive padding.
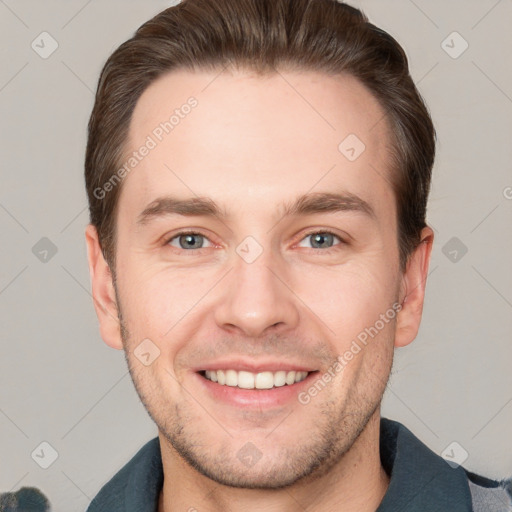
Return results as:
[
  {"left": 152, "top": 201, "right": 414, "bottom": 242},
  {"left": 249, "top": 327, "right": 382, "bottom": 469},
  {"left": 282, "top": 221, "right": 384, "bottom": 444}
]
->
[
  {"left": 313, "top": 233, "right": 332, "bottom": 248},
  {"left": 181, "top": 234, "right": 201, "bottom": 249}
]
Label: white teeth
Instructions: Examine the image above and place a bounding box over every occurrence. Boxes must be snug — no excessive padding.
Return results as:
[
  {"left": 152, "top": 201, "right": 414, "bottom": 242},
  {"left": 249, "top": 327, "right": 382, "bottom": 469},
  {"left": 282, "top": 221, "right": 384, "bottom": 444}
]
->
[
  {"left": 273, "top": 371, "right": 287, "bottom": 387},
  {"left": 225, "top": 369, "right": 237, "bottom": 386},
  {"left": 203, "top": 369, "right": 310, "bottom": 389},
  {"left": 237, "top": 371, "right": 255, "bottom": 389},
  {"left": 255, "top": 371, "right": 274, "bottom": 389}
]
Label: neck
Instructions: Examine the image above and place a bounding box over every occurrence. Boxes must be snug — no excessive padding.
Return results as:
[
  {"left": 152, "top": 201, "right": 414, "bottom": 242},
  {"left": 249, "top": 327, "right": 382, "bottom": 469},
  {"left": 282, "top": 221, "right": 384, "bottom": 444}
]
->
[{"left": 158, "top": 410, "right": 389, "bottom": 512}]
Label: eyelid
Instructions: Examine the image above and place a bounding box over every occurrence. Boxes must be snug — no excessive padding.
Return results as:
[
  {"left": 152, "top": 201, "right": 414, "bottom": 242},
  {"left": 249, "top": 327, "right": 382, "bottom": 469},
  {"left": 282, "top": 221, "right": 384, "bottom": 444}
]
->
[
  {"left": 294, "top": 228, "right": 347, "bottom": 250},
  {"left": 163, "top": 227, "right": 348, "bottom": 253},
  {"left": 163, "top": 229, "right": 217, "bottom": 250}
]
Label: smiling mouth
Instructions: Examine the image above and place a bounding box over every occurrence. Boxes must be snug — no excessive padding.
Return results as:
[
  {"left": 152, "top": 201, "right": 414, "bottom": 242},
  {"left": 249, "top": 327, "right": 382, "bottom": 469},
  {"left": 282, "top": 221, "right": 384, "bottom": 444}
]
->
[{"left": 198, "top": 369, "right": 317, "bottom": 390}]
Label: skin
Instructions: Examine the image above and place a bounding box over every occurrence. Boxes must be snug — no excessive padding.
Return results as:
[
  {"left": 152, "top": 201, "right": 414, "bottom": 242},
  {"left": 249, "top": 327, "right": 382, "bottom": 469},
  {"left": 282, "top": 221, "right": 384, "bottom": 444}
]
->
[{"left": 86, "top": 68, "right": 433, "bottom": 512}]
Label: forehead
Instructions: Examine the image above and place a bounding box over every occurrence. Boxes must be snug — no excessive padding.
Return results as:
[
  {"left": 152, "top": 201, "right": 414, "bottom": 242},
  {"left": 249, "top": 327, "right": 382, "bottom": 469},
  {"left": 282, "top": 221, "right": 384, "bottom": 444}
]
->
[{"left": 120, "top": 68, "right": 395, "bottom": 222}]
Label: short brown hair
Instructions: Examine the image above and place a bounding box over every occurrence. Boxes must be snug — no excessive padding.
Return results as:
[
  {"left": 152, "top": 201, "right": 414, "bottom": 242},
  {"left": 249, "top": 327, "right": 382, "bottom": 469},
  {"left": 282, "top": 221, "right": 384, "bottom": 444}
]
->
[{"left": 85, "top": 0, "right": 435, "bottom": 272}]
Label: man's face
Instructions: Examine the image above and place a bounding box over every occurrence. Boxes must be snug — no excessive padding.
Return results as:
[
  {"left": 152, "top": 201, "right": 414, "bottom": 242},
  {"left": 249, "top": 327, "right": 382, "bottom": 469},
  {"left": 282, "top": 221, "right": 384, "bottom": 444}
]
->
[{"left": 101, "top": 69, "right": 415, "bottom": 487}]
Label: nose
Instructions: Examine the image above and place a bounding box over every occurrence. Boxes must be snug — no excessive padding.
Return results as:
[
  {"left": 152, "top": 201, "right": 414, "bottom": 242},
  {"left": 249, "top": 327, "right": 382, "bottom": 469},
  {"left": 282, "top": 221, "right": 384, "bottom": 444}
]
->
[{"left": 213, "top": 247, "right": 300, "bottom": 338}]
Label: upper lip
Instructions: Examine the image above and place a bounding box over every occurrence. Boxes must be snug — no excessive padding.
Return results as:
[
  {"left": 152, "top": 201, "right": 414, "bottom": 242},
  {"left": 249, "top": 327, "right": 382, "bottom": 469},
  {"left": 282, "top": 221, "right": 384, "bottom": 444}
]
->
[{"left": 192, "top": 358, "right": 318, "bottom": 373}]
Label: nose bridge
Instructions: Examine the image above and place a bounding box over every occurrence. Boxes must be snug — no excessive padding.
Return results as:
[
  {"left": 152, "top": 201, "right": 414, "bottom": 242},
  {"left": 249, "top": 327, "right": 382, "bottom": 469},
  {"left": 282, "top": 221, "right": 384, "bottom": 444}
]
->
[{"left": 213, "top": 241, "right": 299, "bottom": 337}]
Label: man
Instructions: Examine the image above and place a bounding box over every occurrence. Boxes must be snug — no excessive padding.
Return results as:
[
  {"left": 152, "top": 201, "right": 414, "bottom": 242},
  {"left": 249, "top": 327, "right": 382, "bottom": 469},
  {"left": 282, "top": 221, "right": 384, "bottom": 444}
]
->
[{"left": 84, "top": 0, "right": 512, "bottom": 510}]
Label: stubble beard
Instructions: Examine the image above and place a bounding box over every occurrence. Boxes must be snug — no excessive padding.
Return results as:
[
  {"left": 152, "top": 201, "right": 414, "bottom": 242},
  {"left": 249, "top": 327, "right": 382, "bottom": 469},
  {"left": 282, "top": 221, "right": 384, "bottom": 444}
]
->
[{"left": 114, "top": 285, "right": 392, "bottom": 490}]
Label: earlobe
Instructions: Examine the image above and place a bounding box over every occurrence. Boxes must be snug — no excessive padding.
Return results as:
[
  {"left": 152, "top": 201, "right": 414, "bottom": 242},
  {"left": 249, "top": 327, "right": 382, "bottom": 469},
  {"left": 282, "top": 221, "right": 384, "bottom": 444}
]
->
[
  {"left": 85, "top": 224, "right": 123, "bottom": 350},
  {"left": 394, "top": 227, "right": 434, "bottom": 348}
]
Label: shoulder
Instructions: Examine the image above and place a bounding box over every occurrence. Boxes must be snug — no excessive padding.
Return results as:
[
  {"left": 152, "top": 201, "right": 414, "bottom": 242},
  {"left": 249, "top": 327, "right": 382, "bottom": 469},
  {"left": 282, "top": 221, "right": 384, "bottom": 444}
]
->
[
  {"left": 87, "top": 437, "right": 162, "bottom": 512},
  {"left": 379, "top": 418, "right": 511, "bottom": 511},
  {"left": 464, "top": 470, "right": 512, "bottom": 512}
]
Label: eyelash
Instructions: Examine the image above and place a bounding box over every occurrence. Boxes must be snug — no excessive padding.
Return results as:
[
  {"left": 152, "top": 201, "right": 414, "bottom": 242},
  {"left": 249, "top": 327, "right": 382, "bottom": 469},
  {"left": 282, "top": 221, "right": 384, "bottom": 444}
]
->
[{"left": 163, "top": 229, "right": 346, "bottom": 254}]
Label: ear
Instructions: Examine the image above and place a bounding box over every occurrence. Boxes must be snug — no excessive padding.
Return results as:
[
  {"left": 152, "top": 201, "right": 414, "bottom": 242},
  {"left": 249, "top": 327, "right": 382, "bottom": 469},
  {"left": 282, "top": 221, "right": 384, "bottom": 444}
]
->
[
  {"left": 394, "top": 226, "right": 434, "bottom": 348},
  {"left": 85, "top": 224, "right": 123, "bottom": 350}
]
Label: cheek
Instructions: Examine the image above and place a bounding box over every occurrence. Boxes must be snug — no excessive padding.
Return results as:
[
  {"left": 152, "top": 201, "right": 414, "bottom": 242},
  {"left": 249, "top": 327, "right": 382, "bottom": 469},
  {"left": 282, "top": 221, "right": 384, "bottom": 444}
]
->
[
  {"left": 116, "top": 236, "right": 400, "bottom": 349},
  {"left": 297, "top": 259, "right": 399, "bottom": 338},
  {"left": 116, "top": 262, "right": 213, "bottom": 345}
]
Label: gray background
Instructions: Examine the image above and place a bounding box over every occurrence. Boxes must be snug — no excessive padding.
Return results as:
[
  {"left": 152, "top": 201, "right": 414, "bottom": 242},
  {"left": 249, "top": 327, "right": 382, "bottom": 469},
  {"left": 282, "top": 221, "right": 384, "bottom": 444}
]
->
[{"left": 1, "top": 0, "right": 511, "bottom": 510}]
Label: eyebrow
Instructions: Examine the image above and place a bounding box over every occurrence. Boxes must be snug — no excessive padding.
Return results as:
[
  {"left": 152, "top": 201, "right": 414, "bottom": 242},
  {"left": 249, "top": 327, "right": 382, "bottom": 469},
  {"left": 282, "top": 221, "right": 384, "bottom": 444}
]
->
[{"left": 136, "top": 191, "right": 375, "bottom": 226}]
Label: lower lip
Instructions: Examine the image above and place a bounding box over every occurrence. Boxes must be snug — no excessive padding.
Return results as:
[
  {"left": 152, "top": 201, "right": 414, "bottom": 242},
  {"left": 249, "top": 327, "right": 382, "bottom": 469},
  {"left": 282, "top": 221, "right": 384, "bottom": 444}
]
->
[{"left": 195, "top": 371, "right": 319, "bottom": 409}]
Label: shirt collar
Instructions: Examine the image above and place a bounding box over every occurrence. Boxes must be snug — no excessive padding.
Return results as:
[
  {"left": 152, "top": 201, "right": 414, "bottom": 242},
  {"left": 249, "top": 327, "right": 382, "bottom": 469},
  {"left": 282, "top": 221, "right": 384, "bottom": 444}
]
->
[
  {"left": 124, "top": 436, "right": 163, "bottom": 511},
  {"left": 377, "top": 417, "right": 472, "bottom": 511}
]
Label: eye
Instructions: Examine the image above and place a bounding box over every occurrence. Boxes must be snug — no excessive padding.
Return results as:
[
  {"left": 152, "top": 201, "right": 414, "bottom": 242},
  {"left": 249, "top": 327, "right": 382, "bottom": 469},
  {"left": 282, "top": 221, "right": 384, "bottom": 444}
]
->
[
  {"left": 164, "top": 229, "right": 345, "bottom": 253},
  {"left": 297, "top": 230, "right": 345, "bottom": 251},
  {"left": 166, "top": 231, "right": 214, "bottom": 250}
]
